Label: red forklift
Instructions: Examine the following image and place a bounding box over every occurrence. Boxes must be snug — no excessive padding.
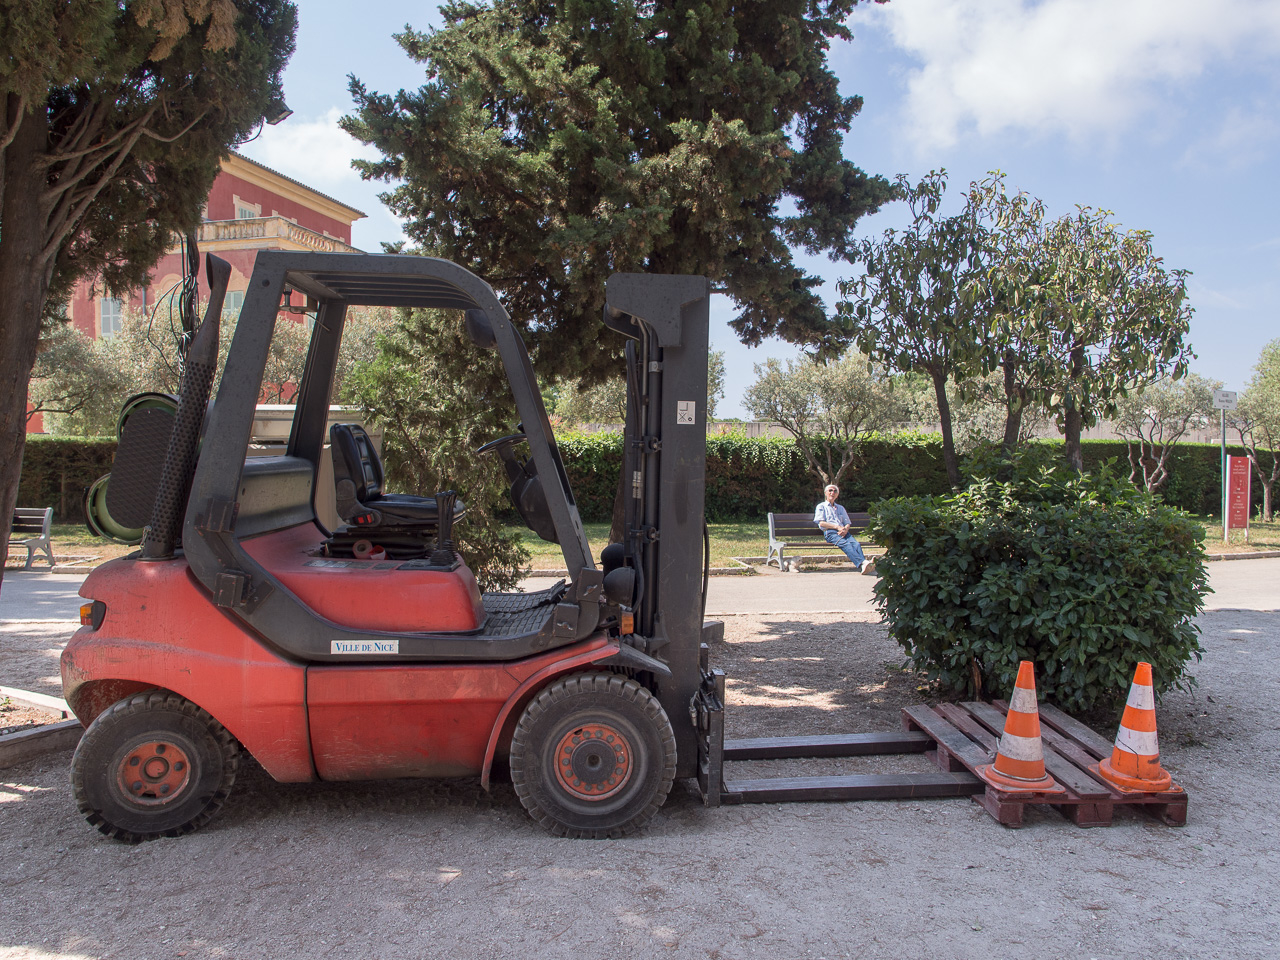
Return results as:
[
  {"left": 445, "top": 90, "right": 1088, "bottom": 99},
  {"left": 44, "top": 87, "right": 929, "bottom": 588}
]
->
[{"left": 63, "top": 252, "right": 982, "bottom": 842}]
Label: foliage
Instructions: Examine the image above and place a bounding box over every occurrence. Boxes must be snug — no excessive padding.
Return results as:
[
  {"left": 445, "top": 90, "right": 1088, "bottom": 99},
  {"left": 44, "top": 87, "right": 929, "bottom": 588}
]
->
[
  {"left": 838, "top": 170, "right": 1197, "bottom": 482},
  {"left": 742, "top": 353, "right": 903, "bottom": 486},
  {"left": 1112, "top": 373, "right": 1218, "bottom": 493},
  {"left": 0, "top": 0, "right": 298, "bottom": 577},
  {"left": 26, "top": 323, "right": 133, "bottom": 433},
  {"left": 836, "top": 171, "right": 990, "bottom": 487},
  {"left": 889, "top": 368, "right": 1050, "bottom": 456},
  {"left": 871, "top": 455, "right": 1209, "bottom": 712},
  {"left": 1233, "top": 338, "right": 1280, "bottom": 521},
  {"left": 556, "top": 350, "right": 725, "bottom": 424},
  {"left": 32, "top": 428, "right": 1270, "bottom": 530},
  {"left": 30, "top": 305, "right": 394, "bottom": 437},
  {"left": 343, "top": 0, "right": 893, "bottom": 385},
  {"left": 14, "top": 436, "right": 117, "bottom": 523},
  {"left": 339, "top": 309, "right": 529, "bottom": 591},
  {"left": 977, "top": 178, "right": 1196, "bottom": 470}
]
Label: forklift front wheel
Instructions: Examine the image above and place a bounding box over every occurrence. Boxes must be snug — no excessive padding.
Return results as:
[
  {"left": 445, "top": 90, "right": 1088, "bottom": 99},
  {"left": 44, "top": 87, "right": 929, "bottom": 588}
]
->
[
  {"left": 71, "top": 691, "right": 241, "bottom": 843},
  {"left": 510, "top": 672, "right": 676, "bottom": 839}
]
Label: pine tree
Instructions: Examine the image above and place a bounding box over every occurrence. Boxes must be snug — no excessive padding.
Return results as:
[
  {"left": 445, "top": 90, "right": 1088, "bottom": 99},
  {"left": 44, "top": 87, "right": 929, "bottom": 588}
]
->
[{"left": 344, "top": 0, "right": 892, "bottom": 383}]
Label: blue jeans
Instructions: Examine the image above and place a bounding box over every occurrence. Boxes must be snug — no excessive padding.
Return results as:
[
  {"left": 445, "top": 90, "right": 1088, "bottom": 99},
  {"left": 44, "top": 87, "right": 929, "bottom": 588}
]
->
[{"left": 823, "top": 529, "right": 865, "bottom": 566}]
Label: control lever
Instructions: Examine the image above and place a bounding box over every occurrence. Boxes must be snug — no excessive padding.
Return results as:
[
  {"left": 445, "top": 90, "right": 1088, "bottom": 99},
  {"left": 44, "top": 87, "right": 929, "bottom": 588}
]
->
[{"left": 430, "top": 490, "right": 458, "bottom": 567}]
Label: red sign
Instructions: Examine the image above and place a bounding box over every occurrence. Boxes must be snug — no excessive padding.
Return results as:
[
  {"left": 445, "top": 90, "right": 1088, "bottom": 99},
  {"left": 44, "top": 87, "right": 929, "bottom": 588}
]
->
[{"left": 1227, "top": 456, "right": 1251, "bottom": 530}]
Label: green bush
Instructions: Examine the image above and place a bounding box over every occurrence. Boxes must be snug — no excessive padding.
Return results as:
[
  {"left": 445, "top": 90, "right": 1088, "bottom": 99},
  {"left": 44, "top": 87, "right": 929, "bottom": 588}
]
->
[{"left": 871, "top": 454, "right": 1209, "bottom": 713}]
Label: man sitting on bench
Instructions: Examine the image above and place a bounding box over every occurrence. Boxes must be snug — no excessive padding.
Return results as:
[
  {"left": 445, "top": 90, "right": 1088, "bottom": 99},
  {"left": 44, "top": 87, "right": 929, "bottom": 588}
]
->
[{"left": 815, "top": 484, "right": 875, "bottom": 575}]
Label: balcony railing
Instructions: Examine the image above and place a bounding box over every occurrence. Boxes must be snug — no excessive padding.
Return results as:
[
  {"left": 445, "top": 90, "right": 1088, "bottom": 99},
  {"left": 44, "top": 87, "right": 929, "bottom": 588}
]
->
[{"left": 196, "top": 216, "right": 359, "bottom": 253}]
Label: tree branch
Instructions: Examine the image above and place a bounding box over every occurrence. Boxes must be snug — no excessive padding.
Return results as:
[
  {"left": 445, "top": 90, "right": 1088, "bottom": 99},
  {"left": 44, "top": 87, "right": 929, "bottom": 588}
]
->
[
  {"left": 0, "top": 93, "right": 27, "bottom": 152},
  {"left": 42, "top": 123, "right": 149, "bottom": 264},
  {"left": 139, "top": 111, "right": 208, "bottom": 144}
]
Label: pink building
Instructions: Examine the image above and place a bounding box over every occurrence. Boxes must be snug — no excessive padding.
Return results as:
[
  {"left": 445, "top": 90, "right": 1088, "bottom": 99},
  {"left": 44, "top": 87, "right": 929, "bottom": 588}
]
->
[{"left": 30, "top": 153, "right": 365, "bottom": 432}]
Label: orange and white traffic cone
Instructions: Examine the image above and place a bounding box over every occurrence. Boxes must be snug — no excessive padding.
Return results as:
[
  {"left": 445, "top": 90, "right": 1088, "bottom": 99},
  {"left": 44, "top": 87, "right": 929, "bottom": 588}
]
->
[
  {"left": 1095, "top": 662, "right": 1173, "bottom": 793},
  {"left": 977, "top": 661, "right": 1063, "bottom": 793}
]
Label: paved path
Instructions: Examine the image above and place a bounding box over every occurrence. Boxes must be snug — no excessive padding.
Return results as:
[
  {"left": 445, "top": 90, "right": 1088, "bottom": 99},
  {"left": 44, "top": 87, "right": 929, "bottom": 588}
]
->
[
  {"left": 4, "top": 556, "right": 1277, "bottom": 623},
  {"left": 1200, "top": 556, "right": 1280, "bottom": 610},
  {"left": 0, "top": 571, "right": 89, "bottom": 622}
]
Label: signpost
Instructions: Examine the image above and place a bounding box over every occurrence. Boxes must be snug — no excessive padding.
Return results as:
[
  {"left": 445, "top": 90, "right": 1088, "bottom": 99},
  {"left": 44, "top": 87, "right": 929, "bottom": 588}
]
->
[
  {"left": 1227, "top": 455, "right": 1252, "bottom": 541},
  {"left": 1213, "top": 389, "right": 1238, "bottom": 544}
]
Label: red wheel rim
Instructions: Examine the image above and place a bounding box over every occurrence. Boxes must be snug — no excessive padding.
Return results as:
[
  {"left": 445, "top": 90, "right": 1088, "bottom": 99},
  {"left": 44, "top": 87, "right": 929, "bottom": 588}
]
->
[
  {"left": 553, "top": 723, "right": 633, "bottom": 801},
  {"left": 116, "top": 740, "right": 192, "bottom": 806}
]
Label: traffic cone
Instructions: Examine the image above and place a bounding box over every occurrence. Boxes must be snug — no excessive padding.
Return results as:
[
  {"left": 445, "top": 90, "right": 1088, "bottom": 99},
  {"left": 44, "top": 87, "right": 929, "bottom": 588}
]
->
[
  {"left": 1095, "top": 662, "right": 1173, "bottom": 793},
  {"left": 977, "top": 661, "right": 1063, "bottom": 793}
]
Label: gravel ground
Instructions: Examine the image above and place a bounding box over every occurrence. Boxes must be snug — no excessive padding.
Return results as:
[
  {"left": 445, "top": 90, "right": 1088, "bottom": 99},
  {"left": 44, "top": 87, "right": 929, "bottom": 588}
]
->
[{"left": 1, "top": 610, "right": 1277, "bottom": 959}]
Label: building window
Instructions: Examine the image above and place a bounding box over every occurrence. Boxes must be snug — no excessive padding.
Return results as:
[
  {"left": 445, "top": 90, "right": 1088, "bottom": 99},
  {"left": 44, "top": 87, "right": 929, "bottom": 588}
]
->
[
  {"left": 233, "top": 195, "right": 261, "bottom": 219},
  {"left": 222, "top": 290, "right": 245, "bottom": 318},
  {"left": 100, "top": 297, "right": 123, "bottom": 338}
]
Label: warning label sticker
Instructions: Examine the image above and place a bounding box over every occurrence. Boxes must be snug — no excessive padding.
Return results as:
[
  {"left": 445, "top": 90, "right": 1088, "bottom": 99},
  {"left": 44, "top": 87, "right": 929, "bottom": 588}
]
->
[{"left": 677, "top": 400, "right": 696, "bottom": 425}]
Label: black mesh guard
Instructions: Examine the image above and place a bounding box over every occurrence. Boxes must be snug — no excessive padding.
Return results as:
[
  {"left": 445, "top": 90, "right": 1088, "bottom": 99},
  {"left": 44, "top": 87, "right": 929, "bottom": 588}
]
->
[
  {"left": 141, "top": 254, "right": 230, "bottom": 559},
  {"left": 140, "top": 358, "right": 215, "bottom": 557}
]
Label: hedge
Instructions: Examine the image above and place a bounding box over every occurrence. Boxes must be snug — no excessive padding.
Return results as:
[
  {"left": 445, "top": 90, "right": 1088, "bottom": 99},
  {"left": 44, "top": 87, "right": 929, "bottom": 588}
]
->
[
  {"left": 16, "top": 436, "right": 117, "bottom": 523},
  {"left": 557, "top": 432, "right": 1272, "bottom": 522},
  {"left": 19, "top": 431, "right": 1275, "bottom": 524}
]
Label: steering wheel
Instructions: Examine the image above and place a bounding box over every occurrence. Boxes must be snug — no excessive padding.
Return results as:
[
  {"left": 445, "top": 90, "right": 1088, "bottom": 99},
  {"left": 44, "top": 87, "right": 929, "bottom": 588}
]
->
[
  {"left": 477, "top": 427, "right": 530, "bottom": 481},
  {"left": 475, "top": 432, "right": 528, "bottom": 457}
]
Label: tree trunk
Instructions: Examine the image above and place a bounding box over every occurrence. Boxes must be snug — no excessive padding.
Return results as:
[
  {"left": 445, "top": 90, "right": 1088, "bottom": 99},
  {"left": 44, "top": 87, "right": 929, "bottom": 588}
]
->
[
  {"left": 931, "top": 369, "right": 961, "bottom": 489},
  {"left": 1000, "top": 354, "right": 1023, "bottom": 455},
  {"left": 0, "top": 102, "right": 55, "bottom": 583},
  {"left": 1062, "top": 344, "right": 1086, "bottom": 472},
  {"left": 1063, "top": 402, "right": 1084, "bottom": 472}
]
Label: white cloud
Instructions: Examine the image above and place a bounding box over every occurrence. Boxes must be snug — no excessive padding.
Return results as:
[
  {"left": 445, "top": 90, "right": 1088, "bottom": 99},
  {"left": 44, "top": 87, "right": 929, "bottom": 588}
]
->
[
  {"left": 236, "top": 107, "right": 410, "bottom": 250},
  {"left": 237, "top": 107, "right": 381, "bottom": 195},
  {"left": 855, "top": 0, "right": 1280, "bottom": 151}
]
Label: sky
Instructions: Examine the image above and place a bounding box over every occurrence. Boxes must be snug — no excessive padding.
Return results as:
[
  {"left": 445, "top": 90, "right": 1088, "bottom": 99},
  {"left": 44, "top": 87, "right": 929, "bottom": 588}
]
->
[{"left": 240, "top": 0, "right": 1280, "bottom": 418}]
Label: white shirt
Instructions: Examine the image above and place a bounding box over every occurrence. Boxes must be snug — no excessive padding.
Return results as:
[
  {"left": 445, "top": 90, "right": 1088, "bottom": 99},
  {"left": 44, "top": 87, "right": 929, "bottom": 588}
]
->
[{"left": 814, "top": 501, "right": 850, "bottom": 528}]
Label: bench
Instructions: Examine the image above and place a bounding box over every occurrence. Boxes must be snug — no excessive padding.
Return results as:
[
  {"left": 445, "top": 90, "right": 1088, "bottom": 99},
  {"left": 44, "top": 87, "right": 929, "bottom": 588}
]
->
[
  {"left": 766, "top": 511, "right": 871, "bottom": 572},
  {"left": 9, "top": 508, "right": 54, "bottom": 569}
]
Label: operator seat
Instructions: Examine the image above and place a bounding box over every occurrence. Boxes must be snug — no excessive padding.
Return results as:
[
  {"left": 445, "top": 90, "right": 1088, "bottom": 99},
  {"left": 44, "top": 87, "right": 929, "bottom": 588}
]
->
[{"left": 330, "top": 423, "right": 465, "bottom": 531}]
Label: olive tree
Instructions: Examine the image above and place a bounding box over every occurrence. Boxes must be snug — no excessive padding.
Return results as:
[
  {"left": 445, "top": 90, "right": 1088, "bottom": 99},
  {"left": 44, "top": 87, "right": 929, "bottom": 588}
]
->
[
  {"left": 1112, "top": 373, "right": 1218, "bottom": 493},
  {"left": 1233, "top": 339, "right": 1280, "bottom": 521},
  {"left": 743, "top": 353, "right": 901, "bottom": 487}
]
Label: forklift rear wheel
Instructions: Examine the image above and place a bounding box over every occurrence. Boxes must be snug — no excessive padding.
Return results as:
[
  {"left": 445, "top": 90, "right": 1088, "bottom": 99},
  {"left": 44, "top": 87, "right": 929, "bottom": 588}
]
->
[
  {"left": 510, "top": 672, "right": 676, "bottom": 839},
  {"left": 71, "top": 691, "right": 240, "bottom": 843}
]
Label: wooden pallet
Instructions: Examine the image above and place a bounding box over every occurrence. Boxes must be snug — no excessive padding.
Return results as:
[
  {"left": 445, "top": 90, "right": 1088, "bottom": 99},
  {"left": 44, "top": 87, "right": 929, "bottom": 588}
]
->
[{"left": 901, "top": 700, "right": 1188, "bottom": 828}]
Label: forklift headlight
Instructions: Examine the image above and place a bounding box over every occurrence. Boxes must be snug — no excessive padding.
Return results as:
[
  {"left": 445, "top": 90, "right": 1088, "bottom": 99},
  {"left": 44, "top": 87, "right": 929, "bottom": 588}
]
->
[{"left": 80, "top": 601, "right": 106, "bottom": 630}]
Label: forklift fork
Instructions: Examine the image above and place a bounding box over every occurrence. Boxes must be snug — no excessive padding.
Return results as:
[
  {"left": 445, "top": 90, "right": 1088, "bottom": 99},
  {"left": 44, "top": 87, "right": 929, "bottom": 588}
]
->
[{"left": 694, "top": 642, "right": 986, "bottom": 807}]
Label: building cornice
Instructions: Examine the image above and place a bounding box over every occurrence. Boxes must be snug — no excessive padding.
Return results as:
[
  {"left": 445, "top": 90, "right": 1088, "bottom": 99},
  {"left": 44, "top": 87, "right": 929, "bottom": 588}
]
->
[{"left": 223, "top": 153, "right": 367, "bottom": 224}]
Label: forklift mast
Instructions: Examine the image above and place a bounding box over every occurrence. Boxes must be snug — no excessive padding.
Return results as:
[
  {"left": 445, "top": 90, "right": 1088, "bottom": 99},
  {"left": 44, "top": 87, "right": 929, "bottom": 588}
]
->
[{"left": 603, "top": 274, "right": 711, "bottom": 778}]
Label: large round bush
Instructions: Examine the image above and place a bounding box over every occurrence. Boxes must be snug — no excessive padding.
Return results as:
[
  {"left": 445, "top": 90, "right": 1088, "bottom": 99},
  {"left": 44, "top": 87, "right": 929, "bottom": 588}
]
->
[{"left": 871, "top": 456, "right": 1208, "bottom": 712}]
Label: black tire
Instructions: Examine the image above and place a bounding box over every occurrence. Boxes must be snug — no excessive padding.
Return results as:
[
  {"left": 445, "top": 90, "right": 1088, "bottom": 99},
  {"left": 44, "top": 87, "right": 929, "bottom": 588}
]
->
[
  {"left": 509, "top": 672, "right": 676, "bottom": 839},
  {"left": 70, "top": 691, "right": 240, "bottom": 843}
]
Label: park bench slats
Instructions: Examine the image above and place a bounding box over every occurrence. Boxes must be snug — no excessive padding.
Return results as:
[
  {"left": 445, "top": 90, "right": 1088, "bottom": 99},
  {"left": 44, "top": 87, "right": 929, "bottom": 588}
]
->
[
  {"left": 766, "top": 510, "right": 870, "bottom": 571},
  {"left": 9, "top": 507, "right": 54, "bottom": 569}
]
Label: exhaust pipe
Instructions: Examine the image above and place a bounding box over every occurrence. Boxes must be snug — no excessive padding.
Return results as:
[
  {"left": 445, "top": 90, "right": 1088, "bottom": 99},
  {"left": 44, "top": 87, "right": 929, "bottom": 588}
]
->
[{"left": 140, "top": 254, "right": 232, "bottom": 560}]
